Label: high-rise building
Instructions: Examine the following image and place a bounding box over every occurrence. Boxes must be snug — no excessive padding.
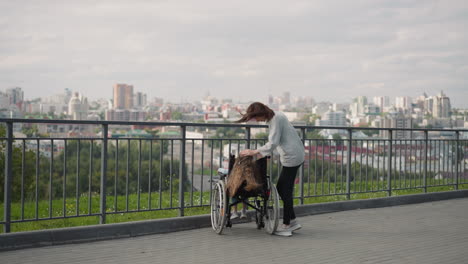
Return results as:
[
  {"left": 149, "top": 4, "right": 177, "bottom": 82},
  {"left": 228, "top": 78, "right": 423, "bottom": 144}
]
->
[
  {"left": 433, "top": 91, "right": 451, "bottom": 118},
  {"left": 378, "top": 113, "right": 412, "bottom": 139},
  {"left": 395, "top": 96, "right": 412, "bottom": 111},
  {"left": 350, "top": 96, "right": 367, "bottom": 117},
  {"left": 317, "top": 111, "right": 347, "bottom": 126},
  {"left": 68, "top": 92, "right": 89, "bottom": 120},
  {"left": 373, "top": 96, "right": 389, "bottom": 111},
  {"left": 134, "top": 92, "right": 147, "bottom": 108},
  {"left": 6, "top": 87, "right": 24, "bottom": 105},
  {"left": 424, "top": 96, "right": 434, "bottom": 115},
  {"left": 113, "top": 83, "right": 134, "bottom": 109}
]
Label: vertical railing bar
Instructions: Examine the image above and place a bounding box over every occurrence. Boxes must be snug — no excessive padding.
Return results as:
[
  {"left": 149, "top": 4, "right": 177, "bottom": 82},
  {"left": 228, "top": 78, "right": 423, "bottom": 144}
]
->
[
  {"left": 419, "top": 139, "right": 422, "bottom": 187},
  {"left": 137, "top": 139, "right": 141, "bottom": 211},
  {"left": 21, "top": 139, "right": 25, "bottom": 221},
  {"left": 200, "top": 139, "right": 204, "bottom": 205},
  {"left": 442, "top": 139, "right": 446, "bottom": 185},
  {"left": 383, "top": 139, "right": 386, "bottom": 192},
  {"left": 49, "top": 139, "right": 54, "bottom": 219},
  {"left": 404, "top": 139, "right": 408, "bottom": 189},
  {"left": 341, "top": 139, "right": 344, "bottom": 194},
  {"left": 100, "top": 124, "right": 108, "bottom": 224},
  {"left": 170, "top": 139, "right": 174, "bottom": 208},
  {"left": 377, "top": 140, "right": 380, "bottom": 190},
  {"left": 436, "top": 139, "right": 440, "bottom": 185},
  {"left": 321, "top": 140, "right": 324, "bottom": 195},
  {"left": 399, "top": 140, "right": 402, "bottom": 188},
  {"left": 88, "top": 140, "right": 93, "bottom": 215},
  {"left": 414, "top": 139, "right": 418, "bottom": 188},
  {"left": 63, "top": 140, "right": 67, "bottom": 217},
  {"left": 126, "top": 139, "right": 130, "bottom": 212},
  {"left": 315, "top": 139, "right": 318, "bottom": 196},
  {"left": 410, "top": 139, "right": 418, "bottom": 186},
  {"left": 299, "top": 128, "right": 305, "bottom": 204},
  {"left": 409, "top": 140, "right": 412, "bottom": 188},
  {"left": 353, "top": 139, "right": 357, "bottom": 192},
  {"left": 418, "top": 139, "right": 423, "bottom": 186},
  {"left": 114, "top": 140, "right": 118, "bottom": 213},
  {"left": 76, "top": 140, "right": 80, "bottom": 216},
  {"left": 35, "top": 139, "right": 39, "bottom": 220},
  {"left": 359, "top": 140, "right": 363, "bottom": 193},
  {"left": 209, "top": 139, "right": 214, "bottom": 205},
  {"left": 424, "top": 131, "right": 428, "bottom": 193},
  {"left": 365, "top": 140, "right": 369, "bottom": 192},
  {"left": 307, "top": 139, "right": 311, "bottom": 197},
  {"left": 159, "top": 139, "right": 163, "bottom": 209},
  {"left": 346, "top": 129, "right": 352, "bottom": 200},
  {"left": 190, "top": 139, "right": 194, "bottom": 206},
  {"left": 328, "top": 139, "right": 331, "bottom": 195},
  {"left": 179, "top": 125, "right": 186, "bottom": 216},
  {"left": 394, "top": 139, "right": 397, "bottom": 189},
  {"left": 387, "top": 130, "right": 392, "bottom": 197},
  {"left": 3, "top": 122, "right": 13, "bottom": 233},
  {"left": 334, "top": 140, "right": 338, "bottom": 194},
  {"left": 371, "top": 140, "right": 375, "bottom": 192},
  {"left": 448, "top": 139, "right": 451, "bottom": 186},
  {"left": 149, "top": 139, "right": 153, "bottom": 210},
  {"left": 430, "top": 139, "right": 433, "bottom": 188},
  {"left": 246, "top": 127, "right": 251, "bottom": 149},
  {"left": 455, "top": 133, "right": 460, "bottom": 189},
  {"left": 219, "top": 139, "right": 223, "bottom": 170}
]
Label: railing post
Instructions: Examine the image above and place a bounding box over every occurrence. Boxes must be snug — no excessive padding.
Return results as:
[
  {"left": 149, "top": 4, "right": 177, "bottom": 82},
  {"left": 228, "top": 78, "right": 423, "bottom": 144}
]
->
[
  {"left": 179, "top": 125, "right": 186, "bottom": 217},
  {"left": 346, "top": 129, "right": 352, "bottom": 200},
  {"left": 455, "top": 131, "right": 459, "bottom": 190},
  {"left": 3, "top": 122, "right": 13, "bottom": 233},
  {"left": 246, "top": 126, "right": 251, "bottom": 149},
  {"left": 299, "top": 128, "right": 306, "bottom": 205},
  {"left": 100, "top": 124, "right": 108, "bottom": 224},
  {"left": 387, "top": 129, "right": 393, "bottom": 197},
  {"left": 424, "top": 130, "right": 428, "bottom": 193}
]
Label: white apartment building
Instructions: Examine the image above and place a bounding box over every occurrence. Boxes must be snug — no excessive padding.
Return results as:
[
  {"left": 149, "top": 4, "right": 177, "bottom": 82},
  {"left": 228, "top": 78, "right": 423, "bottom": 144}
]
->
[{"left": 316, "top": 110, "right": 347, "bottom": 126}]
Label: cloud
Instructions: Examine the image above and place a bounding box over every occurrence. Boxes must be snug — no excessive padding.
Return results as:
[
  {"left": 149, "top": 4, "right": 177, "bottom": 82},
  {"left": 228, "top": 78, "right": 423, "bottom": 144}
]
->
[{"left": 0, "top": 0, "right": 467, "bottom": 107}]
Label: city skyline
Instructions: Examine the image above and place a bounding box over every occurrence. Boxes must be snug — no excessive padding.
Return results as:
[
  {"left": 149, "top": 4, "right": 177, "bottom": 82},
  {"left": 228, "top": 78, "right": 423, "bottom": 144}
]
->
[{"left": 1, "top": 1, "right": 467, "bottom": 107}]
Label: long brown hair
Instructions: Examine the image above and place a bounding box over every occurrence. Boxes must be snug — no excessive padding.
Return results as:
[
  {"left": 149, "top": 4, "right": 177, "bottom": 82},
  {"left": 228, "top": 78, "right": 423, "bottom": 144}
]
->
[{"left": 236, "top": 102, "right": 275, "bottom": 123}]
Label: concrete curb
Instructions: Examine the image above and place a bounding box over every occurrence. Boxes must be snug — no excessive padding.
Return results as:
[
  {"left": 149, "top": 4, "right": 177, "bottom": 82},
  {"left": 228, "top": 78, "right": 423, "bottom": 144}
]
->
[{"left": 1, "top": 190, "right": 467, "bottom": 251}]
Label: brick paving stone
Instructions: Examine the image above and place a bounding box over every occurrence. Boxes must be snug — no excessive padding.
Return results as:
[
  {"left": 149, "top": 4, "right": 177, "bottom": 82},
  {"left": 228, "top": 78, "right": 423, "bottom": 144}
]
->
[{"left": 1, "top": 198, "right": 467, "bottom": 264}]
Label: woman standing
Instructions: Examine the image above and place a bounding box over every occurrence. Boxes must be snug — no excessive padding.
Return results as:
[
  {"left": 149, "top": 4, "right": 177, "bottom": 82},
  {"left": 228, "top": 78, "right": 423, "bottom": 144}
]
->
[{"left": 238, "top": 102, "right": 305, "bottom": 237}]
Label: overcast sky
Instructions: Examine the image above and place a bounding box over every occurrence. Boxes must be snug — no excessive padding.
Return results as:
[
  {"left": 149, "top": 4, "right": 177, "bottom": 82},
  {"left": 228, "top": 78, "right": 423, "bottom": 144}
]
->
[{"left": 1, "top": 0, "right": 467, "bottom": 107}]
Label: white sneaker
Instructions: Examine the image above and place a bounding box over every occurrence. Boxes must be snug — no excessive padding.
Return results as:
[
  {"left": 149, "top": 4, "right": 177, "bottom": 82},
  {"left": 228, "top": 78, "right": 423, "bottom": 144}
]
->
[
  {"left": 290, "top": 219, "right": 302, "bottom": 232},
  {"left": 240, "top": 209, "right": 247, "bottom": 219},
  {"left": 274, "top": 224, "right": 293, "bottom": 237},
  {"left": 230, "top": 211, "right": 240, "bottom": 220}
]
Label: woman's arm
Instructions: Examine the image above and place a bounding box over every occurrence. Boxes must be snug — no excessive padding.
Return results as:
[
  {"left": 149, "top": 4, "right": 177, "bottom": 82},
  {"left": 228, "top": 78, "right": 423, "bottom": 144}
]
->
[{"left": 256, "top": 115, "right": 281, "bottom": 157}]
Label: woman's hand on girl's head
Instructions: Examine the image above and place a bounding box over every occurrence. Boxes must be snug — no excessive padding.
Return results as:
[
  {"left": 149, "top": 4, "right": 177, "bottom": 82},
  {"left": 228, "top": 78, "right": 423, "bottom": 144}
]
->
[{"left": 239, "top": 149, "right": 259, "bottom": 157}]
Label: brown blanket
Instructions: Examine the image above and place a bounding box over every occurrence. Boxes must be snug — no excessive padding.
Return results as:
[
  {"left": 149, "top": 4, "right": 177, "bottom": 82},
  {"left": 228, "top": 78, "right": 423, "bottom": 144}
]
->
[{"left": 226, "top": 156, "right": 263, "bottom": 197}]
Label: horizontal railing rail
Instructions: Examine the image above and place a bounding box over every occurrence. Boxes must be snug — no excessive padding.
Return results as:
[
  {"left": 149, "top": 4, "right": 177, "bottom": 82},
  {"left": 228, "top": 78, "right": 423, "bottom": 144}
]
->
[{"left": 1, "top": 118, "right": 467, "bottom": 233}]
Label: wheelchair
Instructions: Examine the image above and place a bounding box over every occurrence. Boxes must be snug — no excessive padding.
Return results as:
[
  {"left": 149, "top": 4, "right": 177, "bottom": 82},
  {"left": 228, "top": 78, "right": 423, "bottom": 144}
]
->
[{"left": 210, "top": 156, "right": 280, "bottom": 235}]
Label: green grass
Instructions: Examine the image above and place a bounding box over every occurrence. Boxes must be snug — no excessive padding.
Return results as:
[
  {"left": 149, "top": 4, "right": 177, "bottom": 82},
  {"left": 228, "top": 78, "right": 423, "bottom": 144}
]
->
[{"left": 1, "top": 181, "right": 467, "bottom": 233}]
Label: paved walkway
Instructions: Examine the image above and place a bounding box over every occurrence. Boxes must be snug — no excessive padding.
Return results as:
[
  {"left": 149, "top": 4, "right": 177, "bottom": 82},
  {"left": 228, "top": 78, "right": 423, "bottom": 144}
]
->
[{"left": 2, "top": 198, "right": 468, "bottom": 264}]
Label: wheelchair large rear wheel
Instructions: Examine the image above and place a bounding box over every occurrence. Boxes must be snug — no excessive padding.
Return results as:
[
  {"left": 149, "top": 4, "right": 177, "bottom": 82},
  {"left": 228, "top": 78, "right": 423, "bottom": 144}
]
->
[
  {"left": 263, "top": 184, "right": 279, "bottom": 234},
  {"left": 211, "top": 180, "right": 228, "bottom": 234}
]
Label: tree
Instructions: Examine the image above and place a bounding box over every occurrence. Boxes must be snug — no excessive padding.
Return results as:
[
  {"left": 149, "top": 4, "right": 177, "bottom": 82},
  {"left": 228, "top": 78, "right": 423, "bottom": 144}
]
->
[
  {"left": 332, "top": 133, "right": 343, "bottom": 147},
  {"left": 254, "top": 132, "right": 269, "bottom": 139}
]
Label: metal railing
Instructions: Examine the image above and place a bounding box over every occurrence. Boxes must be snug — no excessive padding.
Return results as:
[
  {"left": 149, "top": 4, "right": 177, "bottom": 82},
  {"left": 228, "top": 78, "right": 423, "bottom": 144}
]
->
[{"left": 1, "top": 118, "right": 467, "bottom": 233}]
